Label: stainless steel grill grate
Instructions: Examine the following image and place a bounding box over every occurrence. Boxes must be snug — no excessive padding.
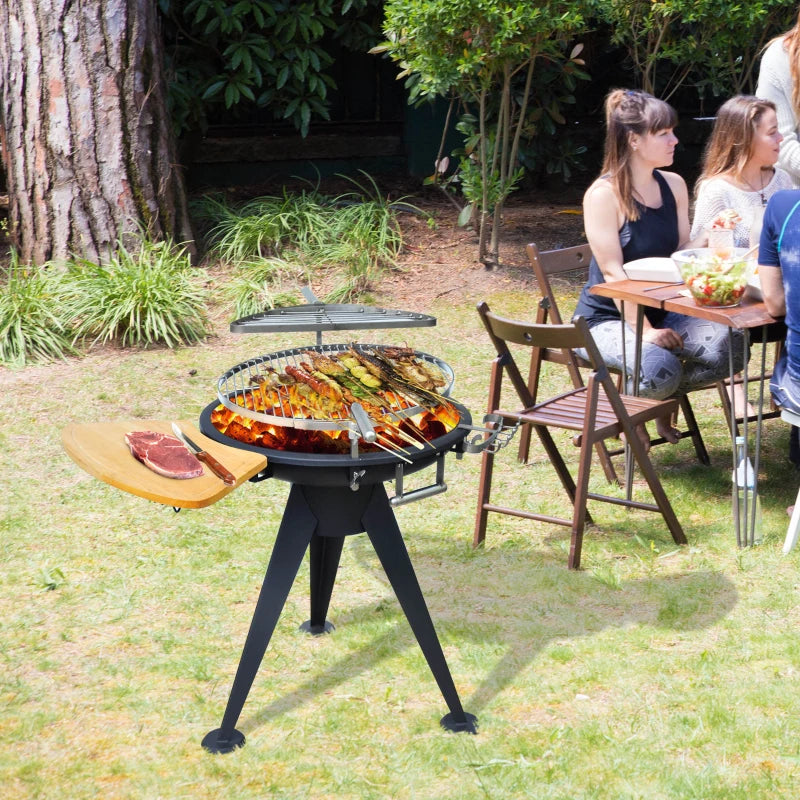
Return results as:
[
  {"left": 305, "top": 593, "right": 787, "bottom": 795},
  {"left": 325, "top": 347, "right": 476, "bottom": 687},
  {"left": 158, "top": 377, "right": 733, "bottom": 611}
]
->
[{"left": 216, "top": 343, "right": 455, "bottom": 432}]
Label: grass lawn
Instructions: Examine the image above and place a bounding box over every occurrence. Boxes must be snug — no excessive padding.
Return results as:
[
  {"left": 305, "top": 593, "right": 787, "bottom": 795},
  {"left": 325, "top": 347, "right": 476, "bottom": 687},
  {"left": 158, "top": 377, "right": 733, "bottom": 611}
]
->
[{"left": 3, "top": 286, "right": 800, "bottom": 799}]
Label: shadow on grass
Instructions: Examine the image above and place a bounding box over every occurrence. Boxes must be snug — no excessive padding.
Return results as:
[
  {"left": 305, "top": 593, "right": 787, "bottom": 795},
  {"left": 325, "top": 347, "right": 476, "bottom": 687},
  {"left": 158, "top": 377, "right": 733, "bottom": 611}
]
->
[
  {"left": 459, "top": 567, "right": 736, "bottom": 715},
  {"left": 236, "top": 531, "right": 737, "bottom": 735}
]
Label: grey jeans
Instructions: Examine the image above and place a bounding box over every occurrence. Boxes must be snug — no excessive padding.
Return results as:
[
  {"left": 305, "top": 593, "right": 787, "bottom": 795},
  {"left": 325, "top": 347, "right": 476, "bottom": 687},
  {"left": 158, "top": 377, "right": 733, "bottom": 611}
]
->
[{"left": 577, "top": 312, "right": 746, "bottom": 399}]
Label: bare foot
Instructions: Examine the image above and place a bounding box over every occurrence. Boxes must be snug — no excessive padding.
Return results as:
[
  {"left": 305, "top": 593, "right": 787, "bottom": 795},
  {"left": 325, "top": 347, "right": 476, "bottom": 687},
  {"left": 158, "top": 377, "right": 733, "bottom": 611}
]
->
[
  {"left": 621, "top": 424, "right": 651, "bottom": 453},
  {"left": 655, "top": 415, "right": 681, "bottom": 444},
  {"left": 727, "top": 380, "right": 757, "bottom": 419}
]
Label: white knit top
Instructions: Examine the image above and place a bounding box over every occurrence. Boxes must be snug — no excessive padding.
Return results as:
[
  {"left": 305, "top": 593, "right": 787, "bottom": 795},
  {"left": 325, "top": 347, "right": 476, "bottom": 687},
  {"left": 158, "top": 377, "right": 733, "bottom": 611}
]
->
[
  {"left": 757, "top": 37, "right": 800, "bottom": 186},
  {"left": 691, "top": 169, "right": 795, "bottom": 247}
]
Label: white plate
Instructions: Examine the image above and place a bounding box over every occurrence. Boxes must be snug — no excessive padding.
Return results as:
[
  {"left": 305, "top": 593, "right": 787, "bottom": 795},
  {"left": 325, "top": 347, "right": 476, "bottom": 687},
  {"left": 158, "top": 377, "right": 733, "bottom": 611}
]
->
[{"left": 622, "top": 257, "right": 682, "bottom": 283}]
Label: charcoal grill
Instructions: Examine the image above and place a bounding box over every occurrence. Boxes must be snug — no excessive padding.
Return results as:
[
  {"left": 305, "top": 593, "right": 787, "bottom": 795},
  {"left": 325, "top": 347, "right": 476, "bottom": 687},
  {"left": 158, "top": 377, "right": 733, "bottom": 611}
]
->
[{"left": 197, "top": 302, "right": 504, "bottom": 753}]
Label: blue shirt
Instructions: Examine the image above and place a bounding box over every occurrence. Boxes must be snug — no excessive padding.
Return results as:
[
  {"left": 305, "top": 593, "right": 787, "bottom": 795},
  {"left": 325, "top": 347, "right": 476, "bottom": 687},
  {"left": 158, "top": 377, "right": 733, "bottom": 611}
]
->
[{"left": 759, "top": 189, "right": 800, "bottom": 381}]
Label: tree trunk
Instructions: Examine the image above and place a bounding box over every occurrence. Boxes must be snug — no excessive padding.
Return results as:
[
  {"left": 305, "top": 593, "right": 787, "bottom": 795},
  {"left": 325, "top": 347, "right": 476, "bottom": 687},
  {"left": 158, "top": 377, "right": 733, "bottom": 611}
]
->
[{"left": 0, "top": 0, "right": 194, "bottom": 266}]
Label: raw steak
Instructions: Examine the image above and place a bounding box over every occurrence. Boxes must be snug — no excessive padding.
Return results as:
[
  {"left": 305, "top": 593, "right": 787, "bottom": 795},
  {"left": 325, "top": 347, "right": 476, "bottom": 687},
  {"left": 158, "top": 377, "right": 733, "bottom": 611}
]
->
[{"left": 124, "top": 430, "right": 204, "bottom": 479}]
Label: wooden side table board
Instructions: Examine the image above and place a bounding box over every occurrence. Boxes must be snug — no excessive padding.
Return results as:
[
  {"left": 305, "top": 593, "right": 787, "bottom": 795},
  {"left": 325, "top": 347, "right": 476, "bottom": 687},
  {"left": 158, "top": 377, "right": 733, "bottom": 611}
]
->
[{"left": 62, "top": 419, "right": 267, "bottom": 509}]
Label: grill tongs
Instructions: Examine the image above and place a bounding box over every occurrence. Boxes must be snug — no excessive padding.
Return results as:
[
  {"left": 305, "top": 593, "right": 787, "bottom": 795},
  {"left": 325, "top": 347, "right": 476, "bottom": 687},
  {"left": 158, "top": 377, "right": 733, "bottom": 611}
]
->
[{"left": 349, "top": 402, "right": 514, "bottom": 503}]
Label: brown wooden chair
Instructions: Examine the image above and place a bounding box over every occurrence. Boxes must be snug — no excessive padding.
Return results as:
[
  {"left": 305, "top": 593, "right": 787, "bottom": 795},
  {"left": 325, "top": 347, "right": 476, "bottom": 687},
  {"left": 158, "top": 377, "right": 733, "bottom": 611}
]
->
[
  {"left": 521, "top": 242, "right": 711, "bottom": 476},
  {"left": 474, "top": 302, "right": 688, "bottom": 569},
  {"left": 521, "top": 242, "right": 620, "bottom": 483}
]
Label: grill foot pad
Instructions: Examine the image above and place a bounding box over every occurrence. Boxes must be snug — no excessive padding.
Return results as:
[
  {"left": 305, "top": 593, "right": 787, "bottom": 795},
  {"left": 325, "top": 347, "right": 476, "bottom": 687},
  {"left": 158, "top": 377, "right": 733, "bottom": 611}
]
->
[
  {"left": 440, "top": 711, "right": 478, "bottom": 734},
  {"left": 299, "top": 619, "right": 335, "bottom": 635},
  {"left": 202, "top": 728, "right": 245, "bottom": 754}
]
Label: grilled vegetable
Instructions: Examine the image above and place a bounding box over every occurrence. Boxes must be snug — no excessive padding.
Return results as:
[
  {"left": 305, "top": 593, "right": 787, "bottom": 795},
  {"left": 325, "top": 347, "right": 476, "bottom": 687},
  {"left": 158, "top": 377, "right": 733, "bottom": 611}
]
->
[
  {"left": 285, "top": 364, "right": 343, "bottom": 403},
  {"left": 302, "top": 350, "right": 347, "bottom": 376}
]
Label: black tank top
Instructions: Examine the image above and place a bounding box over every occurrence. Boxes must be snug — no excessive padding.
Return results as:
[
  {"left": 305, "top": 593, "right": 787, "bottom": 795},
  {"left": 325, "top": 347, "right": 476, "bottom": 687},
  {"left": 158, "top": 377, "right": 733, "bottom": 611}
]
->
[{"left": 573, "top": 170, "right": 679, "bottom": 327}]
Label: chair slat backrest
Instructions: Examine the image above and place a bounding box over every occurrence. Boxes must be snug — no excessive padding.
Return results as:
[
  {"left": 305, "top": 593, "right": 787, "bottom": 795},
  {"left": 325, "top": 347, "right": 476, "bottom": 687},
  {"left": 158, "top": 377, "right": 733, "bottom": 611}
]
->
[
  {"left": 527, "top": 242, "right": 592, "bottom": 326},
  {"left": 477, "top": 301, "right": 603, "bottom": 411},
  {"left": 483, "top": 308, "right": 587, "bottom": 352},
  {"left": 526, "top": 242, "right": 594, "bottom": 397}
]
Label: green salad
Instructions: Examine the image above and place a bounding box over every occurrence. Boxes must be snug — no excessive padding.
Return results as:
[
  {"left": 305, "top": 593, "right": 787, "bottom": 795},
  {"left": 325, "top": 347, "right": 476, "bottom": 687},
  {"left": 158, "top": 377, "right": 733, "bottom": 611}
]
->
[{"left": 680, "top": 253, "right": 748, "bottom": 307}]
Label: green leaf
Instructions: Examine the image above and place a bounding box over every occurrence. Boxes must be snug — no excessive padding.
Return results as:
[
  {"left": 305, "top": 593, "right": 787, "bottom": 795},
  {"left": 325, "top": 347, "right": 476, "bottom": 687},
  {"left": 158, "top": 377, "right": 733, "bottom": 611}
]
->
[
  {"left": 224, "top": 82, "right": 238, "bottom": 107},
  {"left": 201, "top": 80, "right": 226, "bottom": 100},
  {"left": 276, "top": 64, "right": 289, "bottom": 90},
  {"left": 284, "top": 97, "right": 300, "bottom": 118}
]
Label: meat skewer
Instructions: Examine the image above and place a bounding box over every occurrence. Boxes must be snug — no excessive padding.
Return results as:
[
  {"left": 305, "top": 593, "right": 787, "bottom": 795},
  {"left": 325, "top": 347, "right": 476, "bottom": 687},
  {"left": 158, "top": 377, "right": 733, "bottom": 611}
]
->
[{"left": 374, "top": 433, "right": 413, "bottom": 464}]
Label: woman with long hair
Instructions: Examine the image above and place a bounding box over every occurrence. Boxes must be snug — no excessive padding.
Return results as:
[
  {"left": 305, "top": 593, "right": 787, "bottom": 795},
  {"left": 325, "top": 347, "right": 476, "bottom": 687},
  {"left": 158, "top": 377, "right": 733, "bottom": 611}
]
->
[
  {"left": 573, "top": 89, "right": 745, "bottom": 447},
  {"left": 756, "top": 13, "right": 800, "bottom": 186},
  {"left": 691, "top": 95, "right": 792, "bottom": 418},
  {"left": 692, "top": 95, "right": 792, "bottom": 247}
]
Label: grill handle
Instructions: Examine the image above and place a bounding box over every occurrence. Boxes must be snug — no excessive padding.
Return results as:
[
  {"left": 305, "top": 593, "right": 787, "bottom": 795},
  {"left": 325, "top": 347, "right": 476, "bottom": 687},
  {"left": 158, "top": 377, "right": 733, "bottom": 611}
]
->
[
  {"left": 390, "top": 456, "right": 447, "bottom": 507},
  {"left": 350, "top": 403, "right": 377, "bottom": 443}
]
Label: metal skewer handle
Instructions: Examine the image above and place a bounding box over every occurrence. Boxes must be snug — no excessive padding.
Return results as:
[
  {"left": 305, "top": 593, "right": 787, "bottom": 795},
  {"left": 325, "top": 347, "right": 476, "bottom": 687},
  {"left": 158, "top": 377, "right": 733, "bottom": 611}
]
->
[{"left": 350, "top": 403, "right": 377, "bottom": 443}]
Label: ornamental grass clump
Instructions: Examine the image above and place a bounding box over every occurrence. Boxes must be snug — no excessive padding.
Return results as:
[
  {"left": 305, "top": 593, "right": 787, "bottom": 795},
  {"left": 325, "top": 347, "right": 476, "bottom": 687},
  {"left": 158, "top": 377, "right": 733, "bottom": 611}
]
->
[
  {"left": 203, "top": 190, "right": 329, "bottom": 264},
  {"left": 0, "top": 251, "right": 80, "bottom": 367},
  {"left": 64, "top": 236, "right": 210, "bottom": 349},
  {"left": 201, "top": 174, "right": 413, "bottom": 309},
  {"left": 224, "top": 257, "right": 305, "bottom": 318}
]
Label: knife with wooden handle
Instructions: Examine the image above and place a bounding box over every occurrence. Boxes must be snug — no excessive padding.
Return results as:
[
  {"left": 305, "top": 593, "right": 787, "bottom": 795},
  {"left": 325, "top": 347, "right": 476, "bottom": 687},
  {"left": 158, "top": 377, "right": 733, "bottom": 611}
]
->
[{"left": 172, "top": 423, "right": 236, "bottom": 485}]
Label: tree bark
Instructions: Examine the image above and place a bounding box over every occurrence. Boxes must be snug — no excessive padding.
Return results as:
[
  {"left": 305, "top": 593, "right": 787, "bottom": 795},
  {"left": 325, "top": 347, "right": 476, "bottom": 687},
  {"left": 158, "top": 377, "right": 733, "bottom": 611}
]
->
[{"left": 0, "top": 0, "right": 194, "bottom": 266}]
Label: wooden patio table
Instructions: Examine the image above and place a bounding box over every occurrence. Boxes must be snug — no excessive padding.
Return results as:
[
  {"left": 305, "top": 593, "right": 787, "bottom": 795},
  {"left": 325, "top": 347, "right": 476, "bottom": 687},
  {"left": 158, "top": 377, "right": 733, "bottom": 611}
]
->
[{"left": 590, "top": 279, "right": 782, "bottom": 546}]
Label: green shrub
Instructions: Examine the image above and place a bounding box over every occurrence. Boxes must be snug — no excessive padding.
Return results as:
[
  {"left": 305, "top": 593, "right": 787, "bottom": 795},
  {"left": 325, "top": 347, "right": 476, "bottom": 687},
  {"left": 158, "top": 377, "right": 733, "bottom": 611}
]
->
[
  {"left": 203, "top": 190, "right": 330, "bottom": 264},
  {"left": 0, "top": 252, "right": 80, "bottom": 367},
  {"left": 201, "top": 176, "right": 413, "bottom": 310},
  {"left": 224, "top": 257, "right": 305, "bottom": 318},
  {"left": 64, "top": 237, "right": 210, "bottom": 349}
]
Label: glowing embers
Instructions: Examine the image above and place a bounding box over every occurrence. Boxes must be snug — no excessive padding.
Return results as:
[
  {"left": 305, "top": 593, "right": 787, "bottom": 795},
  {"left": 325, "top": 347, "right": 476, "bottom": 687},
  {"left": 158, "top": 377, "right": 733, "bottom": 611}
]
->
[{"left": 209, "top": 392, "right": 458, "bottom": 455}]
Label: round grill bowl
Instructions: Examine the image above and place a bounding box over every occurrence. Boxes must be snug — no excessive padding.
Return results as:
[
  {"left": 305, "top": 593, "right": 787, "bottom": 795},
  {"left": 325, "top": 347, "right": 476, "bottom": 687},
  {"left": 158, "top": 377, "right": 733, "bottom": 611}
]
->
[{"left": 198, "top": 399, "right": 472, "bottom": 487}]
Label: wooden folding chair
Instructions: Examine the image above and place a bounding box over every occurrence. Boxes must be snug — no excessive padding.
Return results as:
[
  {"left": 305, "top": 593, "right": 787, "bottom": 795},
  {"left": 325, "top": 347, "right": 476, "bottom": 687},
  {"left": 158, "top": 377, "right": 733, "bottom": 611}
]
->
[
  {"left": 521, "top": 242, "right": 620, "bottom": 483},
  {"left": 522, "top": 242, "right": 711, "bottom": 474},
  {"left": 474, "top": 301, "right": 688, "bottom": 570}
]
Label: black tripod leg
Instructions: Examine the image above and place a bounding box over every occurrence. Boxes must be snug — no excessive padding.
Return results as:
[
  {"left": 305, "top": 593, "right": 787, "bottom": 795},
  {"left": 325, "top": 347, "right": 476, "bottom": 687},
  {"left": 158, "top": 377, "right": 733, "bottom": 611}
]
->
[
  {"left": 300, "top": 534, "right": 344, "bottom": 634},
  {"left": 202, "top": 485, "right": 317, "bottom": 753},
  {"left": 362, "top": 484, "right": 477, "bottom": 734}
]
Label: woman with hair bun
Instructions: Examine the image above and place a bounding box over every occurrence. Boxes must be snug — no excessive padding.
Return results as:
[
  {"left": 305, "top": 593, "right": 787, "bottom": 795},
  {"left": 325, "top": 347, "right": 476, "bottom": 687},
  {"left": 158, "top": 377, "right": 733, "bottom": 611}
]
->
[{"left": 573, "top": 88, "right": 745, "bottom": 448}]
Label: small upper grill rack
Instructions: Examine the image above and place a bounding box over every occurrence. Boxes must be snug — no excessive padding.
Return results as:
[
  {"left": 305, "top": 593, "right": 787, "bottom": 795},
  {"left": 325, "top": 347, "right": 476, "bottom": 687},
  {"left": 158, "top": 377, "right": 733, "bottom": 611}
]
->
[{"left": 230, "top": 303, "right": 436, "bottom": 346}]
